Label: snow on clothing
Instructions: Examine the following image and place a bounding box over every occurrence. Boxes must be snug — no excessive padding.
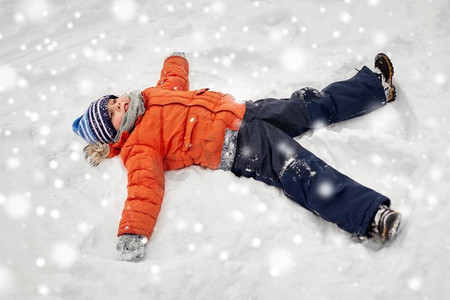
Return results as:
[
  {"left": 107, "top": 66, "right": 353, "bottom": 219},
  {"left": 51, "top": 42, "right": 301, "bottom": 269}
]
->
[{"left": 107, "top": 55, "right": 390, "bottom": 240}]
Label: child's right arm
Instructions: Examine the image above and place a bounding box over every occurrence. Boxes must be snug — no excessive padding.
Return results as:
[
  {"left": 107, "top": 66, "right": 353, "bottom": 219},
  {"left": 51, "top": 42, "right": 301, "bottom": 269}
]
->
[{"left": 116, "top": 145, "right": 165, "bottom": 261}]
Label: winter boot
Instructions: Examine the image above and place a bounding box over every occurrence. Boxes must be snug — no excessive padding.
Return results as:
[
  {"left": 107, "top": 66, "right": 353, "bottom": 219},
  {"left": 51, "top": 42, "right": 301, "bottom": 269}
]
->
[
  {"left": 374, "top": 53, "right": 396, "bottom": 102},
  {"left": 370, "top": 205, "right": 402, "bottom": 241}
]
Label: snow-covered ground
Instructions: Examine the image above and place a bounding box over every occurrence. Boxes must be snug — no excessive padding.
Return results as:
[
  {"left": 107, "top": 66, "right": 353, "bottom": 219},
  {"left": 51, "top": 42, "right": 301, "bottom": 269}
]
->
[{"left": 1, "top": 0, "right": 449, "bottom": 299}]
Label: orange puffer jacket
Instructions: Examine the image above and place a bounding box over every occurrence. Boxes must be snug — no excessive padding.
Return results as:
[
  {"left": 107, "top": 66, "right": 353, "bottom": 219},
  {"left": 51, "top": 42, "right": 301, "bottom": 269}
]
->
[{"left": 108, "top": 55, "right": 246, "bottom": 239}]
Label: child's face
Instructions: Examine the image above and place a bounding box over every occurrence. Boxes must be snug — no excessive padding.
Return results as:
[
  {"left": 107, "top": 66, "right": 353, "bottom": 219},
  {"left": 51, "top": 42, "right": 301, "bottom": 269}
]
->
[{"left": 108, "top": 96, "right": 130, "bottom": 130}]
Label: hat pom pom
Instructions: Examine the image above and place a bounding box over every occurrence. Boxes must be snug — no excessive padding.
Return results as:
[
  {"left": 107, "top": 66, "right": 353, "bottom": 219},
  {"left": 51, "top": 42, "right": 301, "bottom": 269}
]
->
[{"left": 84, "top": 143, "right": 110, "bottom": 167}]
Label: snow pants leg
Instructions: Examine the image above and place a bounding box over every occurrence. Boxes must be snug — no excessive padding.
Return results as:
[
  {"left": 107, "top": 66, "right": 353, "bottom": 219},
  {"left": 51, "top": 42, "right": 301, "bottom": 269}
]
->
[
  {"left": 231, "top": 66, "right": 390, "bottom": 235},
  {"left": 242, "top": 66, "right": 387, "bottom": 136}
]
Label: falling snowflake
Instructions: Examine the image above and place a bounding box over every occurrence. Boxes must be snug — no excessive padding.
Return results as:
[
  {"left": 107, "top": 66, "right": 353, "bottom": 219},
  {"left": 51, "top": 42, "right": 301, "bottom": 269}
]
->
[
  {"left": 340, "top": 12, "right": 352, "bottom": 24},
  {"left": 50, "top": 210, "right": 61, "bottom": 219},
  {"left": 293, "top": 235, "right": 303, "bottom": 244},
  {"left": 111, "top": 0, "right": 137, "bottom": 22},
  {"left": 37, "top": 285, "right": 50, "bottom": 296},
  {"left": 54, "top": 179, "right": 64, "bottom": 189},
  {"left": 317, "top": 181, "right": 335, "bottom": 199},
  {"left": 268, "top": 249, "right": 293, "bottom": 277},
  {"left": 219, "top": 251, "right": 229, "bottom": 261},
  {"left": 407, "top": 277, "right": 423, "bottom": 291},
  {"left": 0, "top": 265, "right": 13, "bottom": 295},
  {"left": 193, "top": 223, "right": 204, "bottom": 233},
  {"left": 52, "top": 243, "right": 78, "bottom": 268},
  {"left": 36, "top": 258, "right": 46, "bottom": 268},
  {"left": 251, "top": 237, "right": 262, "bottom": 248},
  {"left": 48, "top": 160, "right": 58, "bottom": 170},
  {"left": 280, "top": 48, "right": 305, "bottom": 72},
  {"left": 35, "top": 206, "right": 45, "bottom": 216},
  {"left": 151, "top": 265, "right": 160, "bottom": 274},
  {"left": 22, "top": 0, "right": 49, "bottom": 22},
  {"left": 210, "top": 2, "right": 226, "bottom": 14},
  {"left": 231, "top": 210, "right": 245, "bottom": 222},
  {"left": 435, "top": 73, "right": 446, "bottom": 85},
  {"left": 0, "top": 65, "right": 18, "bottom": 91},
  {"left": 5, "top": 194, "right": 30, "bottom": 219},
  {"left": 373, "top": 31, "right": 387, "bottom": 47},
  {"left": 6, "top": 157, "right": 21, "bottom": 170}
]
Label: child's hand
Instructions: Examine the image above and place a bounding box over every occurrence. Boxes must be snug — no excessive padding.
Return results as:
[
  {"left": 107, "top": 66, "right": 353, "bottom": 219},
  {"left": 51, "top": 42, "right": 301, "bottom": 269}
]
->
[
  {"left": 168, "top": 51, "right": 185, "bottom": 58},
  {"left": 116, "top": 234, "right": 148, "bottom": 262}
]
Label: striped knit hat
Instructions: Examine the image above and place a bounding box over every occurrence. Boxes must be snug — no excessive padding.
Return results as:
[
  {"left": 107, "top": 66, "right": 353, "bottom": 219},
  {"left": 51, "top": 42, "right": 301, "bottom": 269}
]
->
[{"left": 72, "top": 95, "right": 118, "bottom": 144}]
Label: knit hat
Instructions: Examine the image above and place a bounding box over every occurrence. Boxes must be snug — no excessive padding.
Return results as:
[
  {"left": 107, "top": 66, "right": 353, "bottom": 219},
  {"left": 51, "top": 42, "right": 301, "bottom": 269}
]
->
[{"left": 72, "top": 94, "right": 118, "bottom": 144}]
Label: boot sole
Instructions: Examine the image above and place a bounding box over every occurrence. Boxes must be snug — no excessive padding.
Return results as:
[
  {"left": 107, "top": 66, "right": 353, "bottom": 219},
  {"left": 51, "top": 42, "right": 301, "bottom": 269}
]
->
[
  {"left": 375, "top": 53, "right": 396, "bottom": 102},
  {"left": 381, "top": 213, "right": 402, "bottom": 241}
]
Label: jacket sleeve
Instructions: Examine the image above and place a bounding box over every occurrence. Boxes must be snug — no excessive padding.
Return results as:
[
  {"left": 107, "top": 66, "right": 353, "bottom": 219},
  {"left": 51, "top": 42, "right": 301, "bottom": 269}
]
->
[
  {"left": 156, "top": 54, "right": 189, "bottom": 91},
  {"left": 118, "top": 145, "right": 165, "bottom": 241}
]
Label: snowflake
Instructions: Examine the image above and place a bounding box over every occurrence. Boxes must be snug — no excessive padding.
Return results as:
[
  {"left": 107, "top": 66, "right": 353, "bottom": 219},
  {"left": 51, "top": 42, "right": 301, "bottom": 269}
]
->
[
  {"left": 340, "top": 12, "right": 352, "bottom": 24},
  {"left": 219, "top": 251, "right": 229, "bottom": 261},
  {"left": 111, "top": 0, "right": 137, "bottom": 22},
  {"left": 210, "top": 2, "right": 226, "bottom": 14},
  {"left": 6, "top": 157, "right": 20, "bottom": 170},
  {"left": 193, "top": 223, "right": 204, "bottom": 233},
  {"left": 23, "top": 0, "right": 49, "bottom": 21},
  {"left": 293, "top": 235, "right": 303, "bottom": 244},
  {"left": 35, "top": 206, "right": 46, "bottom": 216},
  {"left": 251, "top": 237, "right": 262, "bottom": 248},
  {"left": 0, "top": 65, "right": 18, "bottom": 91},
  {"left": 36, "top": 258, "right": 46, "bottom": 268},
  {"left": 50, "top": 210, "right": 61, "bottom": 219},
  {"left": 268, "top": 249, "right": 293, "bottom": 277},
  {"left": 54, "top": 179, "right": 64, "bottom": 189},
  {"left": 435, "top": 73, "right": 446, "bottom": 85},
  {"left": 0, "top": 265, "right": 13, "bottom": 295},
  {"left": 52, "top": 243, "right": 78, "bottom": 268},
  {"left": 373, "top": 31, "right": 387, "bottom": 47},
  {"left": 37, "top": 285, "right": 50, "bottom": 296},
  {"left": 317, "top": 181, "right": 335, "bottom": 199},
  {"left": 231, "top": 210, "right": 245, "bottom": 222},
  {"left": 151, "top": 265, "right": 160, "bottom": 274},
  {"left": 48, "top": 159, "right": 58, "bottom": 170},
  {"left": 407, "top": 277, "right": 423, "bottom": 291},
  {"left": 280, "top": 48, "right": 305, "bottom": 72},
  {"left": 5, "top": 194, "right": 30, "bottom": 219}
]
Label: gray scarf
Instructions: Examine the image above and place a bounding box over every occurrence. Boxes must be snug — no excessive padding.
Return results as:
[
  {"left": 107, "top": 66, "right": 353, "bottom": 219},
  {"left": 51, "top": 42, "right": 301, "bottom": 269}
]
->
[{"left": 113, "top": 90, "right": 146, "bottom": 142}]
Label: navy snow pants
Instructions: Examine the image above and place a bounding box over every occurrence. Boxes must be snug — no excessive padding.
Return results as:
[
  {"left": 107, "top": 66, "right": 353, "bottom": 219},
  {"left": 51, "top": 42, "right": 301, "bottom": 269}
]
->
[{"left": 231, "top": 66, "right": 390, "bottom": 235}]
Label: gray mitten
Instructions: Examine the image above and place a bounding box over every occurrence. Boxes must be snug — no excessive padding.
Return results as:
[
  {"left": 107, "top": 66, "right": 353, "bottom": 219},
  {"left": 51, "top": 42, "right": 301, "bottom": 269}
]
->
[
  {"left": 168, "top": 51, "right": 186, "bottom": 58},
  {"left": 116, "top": 234, "right": 147, "bottom": 262}
]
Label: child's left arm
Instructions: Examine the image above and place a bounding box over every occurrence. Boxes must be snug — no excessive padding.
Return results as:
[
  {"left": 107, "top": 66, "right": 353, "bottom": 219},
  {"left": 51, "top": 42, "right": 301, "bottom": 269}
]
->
[{"left": 156, "top": 52, "right": 189, "bottom": 91}]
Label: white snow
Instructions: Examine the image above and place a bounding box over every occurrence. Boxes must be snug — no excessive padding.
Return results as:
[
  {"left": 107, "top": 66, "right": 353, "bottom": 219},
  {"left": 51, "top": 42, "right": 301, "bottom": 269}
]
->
[{"left": 1, "top": 0, "right": 449, "bottom": 299}]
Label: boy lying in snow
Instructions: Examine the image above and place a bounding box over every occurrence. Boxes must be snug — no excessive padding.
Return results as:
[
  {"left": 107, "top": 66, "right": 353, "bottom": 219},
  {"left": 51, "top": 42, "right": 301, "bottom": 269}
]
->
[{"left": 73, "top": 52, "right": 401, "bottom": 262}]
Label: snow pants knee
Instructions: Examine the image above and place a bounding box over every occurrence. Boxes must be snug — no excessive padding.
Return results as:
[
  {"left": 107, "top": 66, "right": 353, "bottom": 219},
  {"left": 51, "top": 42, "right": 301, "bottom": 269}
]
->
[{"left": 231, "top": 66, "right": 390, "bottom": 235}]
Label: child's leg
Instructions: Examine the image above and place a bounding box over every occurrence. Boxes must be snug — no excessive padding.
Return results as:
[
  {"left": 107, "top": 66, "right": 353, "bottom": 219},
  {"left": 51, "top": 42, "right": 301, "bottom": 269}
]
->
[
  {"left": 305, "top": 66, "right": 387, "bottom": 126},
  {"left": 245, "top": 66, "right": 386, "bottom": 137},
  {"left": 232, "top": 119, "right": 389, "bottom": 236}
]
